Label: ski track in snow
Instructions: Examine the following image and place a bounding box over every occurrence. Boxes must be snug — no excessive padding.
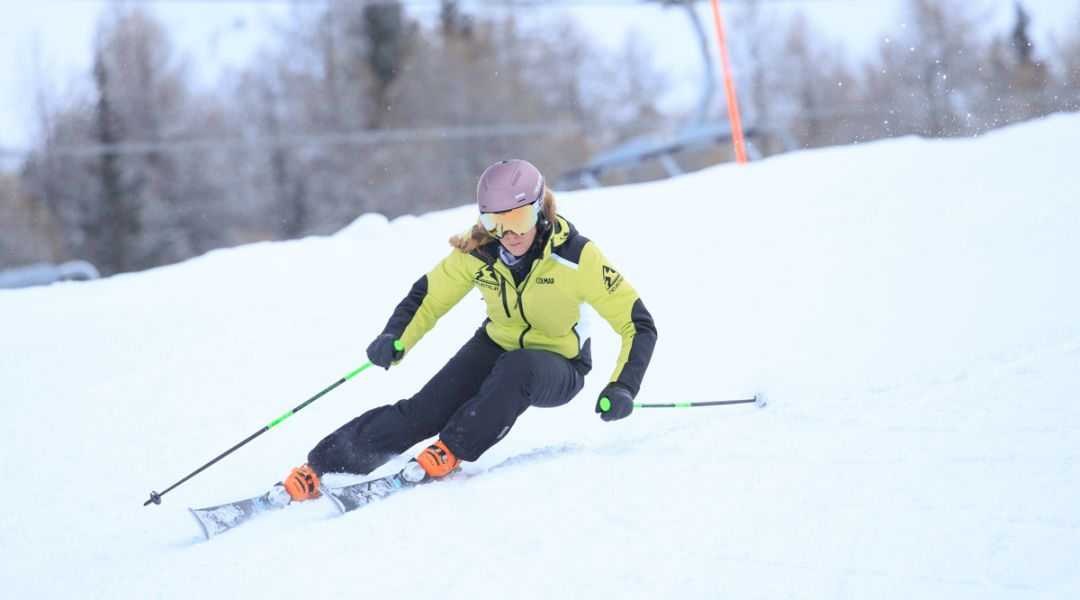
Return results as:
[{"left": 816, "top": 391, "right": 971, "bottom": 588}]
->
[{"left": 2, "top": 115, "right": 1080, "bottom": 599}]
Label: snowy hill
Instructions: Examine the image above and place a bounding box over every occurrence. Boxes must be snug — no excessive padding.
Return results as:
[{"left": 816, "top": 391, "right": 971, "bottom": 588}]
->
[{"left": 2, "top": 115, "right": 1079, "bottom": 599}]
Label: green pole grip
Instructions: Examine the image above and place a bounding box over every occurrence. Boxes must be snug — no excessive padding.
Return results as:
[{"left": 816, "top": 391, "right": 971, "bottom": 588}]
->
[
  {"left": 393, "top": 340, "right": 405, "bottom": 352},
  {"left": 599, "top": 397, "right": 611, "bottom": 412}
]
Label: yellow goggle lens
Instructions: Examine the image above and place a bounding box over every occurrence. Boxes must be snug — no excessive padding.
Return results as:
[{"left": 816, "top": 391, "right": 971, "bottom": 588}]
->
[{"left": 479, "top": 202, "right": 540, "bottom": 239}]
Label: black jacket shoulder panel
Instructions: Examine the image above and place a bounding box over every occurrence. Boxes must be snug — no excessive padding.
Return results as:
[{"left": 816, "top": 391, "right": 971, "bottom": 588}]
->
[
  {"left": 469, "top": 243, "right": 498, "bottom": 265},
  {"left": 553, "top": 218, "right": 590, "bottom": 265}
]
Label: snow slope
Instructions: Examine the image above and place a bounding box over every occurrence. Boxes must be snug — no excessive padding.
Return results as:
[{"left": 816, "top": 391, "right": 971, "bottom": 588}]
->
[{"left": 2, "top": 114, "right": 1079, "bottom": 599}]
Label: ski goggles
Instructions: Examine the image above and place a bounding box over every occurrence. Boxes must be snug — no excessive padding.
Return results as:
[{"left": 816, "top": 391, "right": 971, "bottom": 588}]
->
[{"left": 479, "top": 200, "right": 541, "bottom": 239}]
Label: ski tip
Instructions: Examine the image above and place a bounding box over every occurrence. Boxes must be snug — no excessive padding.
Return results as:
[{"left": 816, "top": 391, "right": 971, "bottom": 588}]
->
[
  {"left": 754, "top": 393, "right": 767, "bottom": 408},
  {"left": 188, "top": 508, "right": 211, "bottom": 541}
]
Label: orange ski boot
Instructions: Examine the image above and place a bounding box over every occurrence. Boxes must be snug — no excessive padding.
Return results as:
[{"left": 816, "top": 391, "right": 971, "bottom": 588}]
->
[
  {"left": 283, "top": 464, "right": 322, "bottom": 502},
  {"left": 415, "top": 440, "right": 461, "bottom": 479}
]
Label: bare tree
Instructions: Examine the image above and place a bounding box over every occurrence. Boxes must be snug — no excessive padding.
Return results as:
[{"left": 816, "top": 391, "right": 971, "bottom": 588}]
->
[
  {"left": 864, "top": 0, "right": 995, "bottom": 138},
  {"left": 22, "top": 7, "right": 231, "bottom": 275},
  {"left": 89, "top": 6, "right": 219, "bottom": 272},
  {"left": 90, "top": 34, "right": 140, "bottom": 274},
  {"left": 440, "top": 0, "right": 473, "bottom": 40},
  {"left": 21, "top": 99, "right": 99, "bottom": 266},
  {"left": 0, "top": 173, "right": 60, "bottom": 269},
  {"left": 363, "top": 0, "right": 409, "bottom": 128},
  {"left": 727, "top": 0, "right": 786, "bottom": 130},
  {"left": 985, "top": 1, "right": 1053, "bottom": 126},
  {"left": 774, "top": 12, "right": 859, "bottom": 148},
  {"left": 14, "top": 2, "right": 669, "bottom": 274},
  {"left": 1050, "top": 2, "right": 1080, "bottom": 111}
]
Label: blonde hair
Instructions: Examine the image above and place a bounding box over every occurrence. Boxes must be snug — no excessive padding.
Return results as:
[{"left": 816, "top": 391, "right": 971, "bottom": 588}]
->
[{"left": 450, "top": 187, "right": 558, "bottom": 253}]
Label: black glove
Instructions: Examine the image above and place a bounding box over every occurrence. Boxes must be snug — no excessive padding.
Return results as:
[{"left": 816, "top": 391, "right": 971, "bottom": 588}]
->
[
  {"left": 595, "top": 383, "right": 634, "bottom": 422},
  {"left": 366, "top": 333, "right": 404, "bottom": 369}
]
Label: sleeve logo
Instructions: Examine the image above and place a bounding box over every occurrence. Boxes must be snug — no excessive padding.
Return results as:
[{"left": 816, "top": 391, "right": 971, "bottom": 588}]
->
[{"left": 602, "top": 265, "right": 623, "bottom": 294}]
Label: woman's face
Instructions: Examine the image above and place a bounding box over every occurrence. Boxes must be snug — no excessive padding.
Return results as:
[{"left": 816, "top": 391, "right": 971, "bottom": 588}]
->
[{"left": 499, "top": 226, "right": 537, "bottom": 257}]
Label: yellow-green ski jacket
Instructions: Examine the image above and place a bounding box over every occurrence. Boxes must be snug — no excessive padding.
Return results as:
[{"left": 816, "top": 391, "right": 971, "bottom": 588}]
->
[{"left": 381, "top": 216, "right": 656, "bottom": 395}]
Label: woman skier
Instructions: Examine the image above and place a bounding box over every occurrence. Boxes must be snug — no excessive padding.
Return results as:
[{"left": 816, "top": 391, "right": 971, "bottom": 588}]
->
[{"left": 276, "top": 159, "right": 657, "bottom": 503}]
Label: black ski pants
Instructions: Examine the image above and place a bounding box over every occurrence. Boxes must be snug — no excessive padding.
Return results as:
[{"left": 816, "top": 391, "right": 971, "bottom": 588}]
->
[{"left": 307, "top": 328, "right": 586, "bottom": 476}]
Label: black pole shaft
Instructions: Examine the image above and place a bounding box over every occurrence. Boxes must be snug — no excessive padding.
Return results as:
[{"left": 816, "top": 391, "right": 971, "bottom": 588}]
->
[
  {"left": 144, "top": 362, "right": 373, "bottom": 507},
  {"left": 635, "top": 398, "right": 757, "bottom": 408},
  {"left": 144, "top": 427, "right": 268, "bottom": 506}
]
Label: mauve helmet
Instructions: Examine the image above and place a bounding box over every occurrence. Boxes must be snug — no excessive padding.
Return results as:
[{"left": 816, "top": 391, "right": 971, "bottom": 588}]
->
[{"left": 476, "top": 159, "right": 545, "bottom": 213}]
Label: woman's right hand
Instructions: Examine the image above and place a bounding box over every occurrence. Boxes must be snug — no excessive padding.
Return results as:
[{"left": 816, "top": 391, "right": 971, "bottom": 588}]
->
[{"left": 366, "top": 334, "right": 404, "bottom": 369}]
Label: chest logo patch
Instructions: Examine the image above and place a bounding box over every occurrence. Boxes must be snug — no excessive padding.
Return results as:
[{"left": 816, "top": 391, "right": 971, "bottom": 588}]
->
[{"left": 475, "top": 265, "right": 501, "bottom": 291}]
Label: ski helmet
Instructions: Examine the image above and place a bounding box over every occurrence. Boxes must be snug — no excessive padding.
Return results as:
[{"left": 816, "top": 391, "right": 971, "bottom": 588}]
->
[{"left": 476, "top": 159, "right": 545, "bottom": 214}]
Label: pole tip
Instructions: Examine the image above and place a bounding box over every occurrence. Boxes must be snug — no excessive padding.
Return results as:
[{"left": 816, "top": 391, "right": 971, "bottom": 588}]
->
[
  {"left": 144, "top": 491, "right": 162, "bottom": 506},
  {"left": 754, "top": 393, "right": 767, "bottom": 408}
]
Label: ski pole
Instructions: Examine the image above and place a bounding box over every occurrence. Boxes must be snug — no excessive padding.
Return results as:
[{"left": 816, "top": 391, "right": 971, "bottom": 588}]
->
[
  {"left": 143, "top": 341, "right": 402, "bottom": 507},
  {"left": 633, "top": 393, "right": 766, "bottom": 409}
]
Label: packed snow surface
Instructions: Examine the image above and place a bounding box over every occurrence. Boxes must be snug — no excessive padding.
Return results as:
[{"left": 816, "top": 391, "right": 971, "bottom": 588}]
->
[{"left": 2, "top": 115, "right": 1079, "bottom": 599}]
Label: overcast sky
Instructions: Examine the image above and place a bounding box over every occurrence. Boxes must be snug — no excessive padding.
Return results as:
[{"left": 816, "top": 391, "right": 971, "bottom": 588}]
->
[{"left": 2, "top": 0, "right": 1077, "bottom": 155}]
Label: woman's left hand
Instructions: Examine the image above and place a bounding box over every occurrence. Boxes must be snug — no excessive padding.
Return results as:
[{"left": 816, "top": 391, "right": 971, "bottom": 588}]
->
[{"left": 595, "top": 383, "right": 634, "bottom": 422}]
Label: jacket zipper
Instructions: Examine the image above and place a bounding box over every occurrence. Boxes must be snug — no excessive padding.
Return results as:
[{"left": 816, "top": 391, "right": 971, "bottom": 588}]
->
[
  {"left": 514, "top": 260, "right": 543, "bottom": 348},
  {"left": 498, "top": 276, "right": 512, "bottom": 319},
  {"left": 494, "top": 245, "right": 545, "bottom": 348},
  {"left": 517, "top": 289, "right": 531, "bottom": 348}
]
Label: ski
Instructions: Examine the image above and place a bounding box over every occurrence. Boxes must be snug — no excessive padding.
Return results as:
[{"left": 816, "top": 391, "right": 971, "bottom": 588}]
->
[
  {"left": 188, "top": 488, "right": 286, "bottom": 540},
  {"left": 323, "top": 469, "right": 423, "bottom": 514},
  {"left": 187, "top": 446, "right": 574, "bottom": 540},
  {"left": 187, "top": 463, "right": 450, "bottom": 540}
]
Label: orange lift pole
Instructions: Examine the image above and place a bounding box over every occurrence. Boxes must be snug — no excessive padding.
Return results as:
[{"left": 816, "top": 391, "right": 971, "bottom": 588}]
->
[{"left": 709, "top": 0, "right": 749, "bottom": 164}]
